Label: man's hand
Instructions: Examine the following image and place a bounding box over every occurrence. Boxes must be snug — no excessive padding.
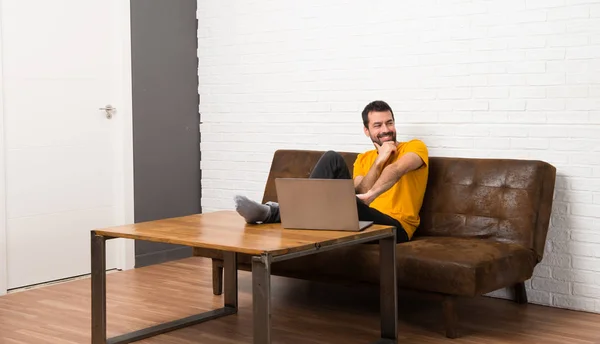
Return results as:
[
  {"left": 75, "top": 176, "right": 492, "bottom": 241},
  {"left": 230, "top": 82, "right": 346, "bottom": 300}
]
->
[
  {"left": 355, "top": 141, "right": 398, "bottom": 194},
  {"left": 356, "top": 190, "right": 376, "bottom": 205},
  {"left": 374, "top": 141, "right": 397, "bottom": 165}
]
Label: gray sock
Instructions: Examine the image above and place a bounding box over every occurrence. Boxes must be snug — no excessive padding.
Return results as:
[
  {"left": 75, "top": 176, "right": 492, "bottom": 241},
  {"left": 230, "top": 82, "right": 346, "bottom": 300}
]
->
[{"left": 234, "top": 195, "right": 270, "bottom": 223}]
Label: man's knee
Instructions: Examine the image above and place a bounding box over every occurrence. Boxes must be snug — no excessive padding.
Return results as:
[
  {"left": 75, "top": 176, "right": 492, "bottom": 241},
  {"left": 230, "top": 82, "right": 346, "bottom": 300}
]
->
[{"left": 321, "top": 150, "right": 343, "bottom": 162}]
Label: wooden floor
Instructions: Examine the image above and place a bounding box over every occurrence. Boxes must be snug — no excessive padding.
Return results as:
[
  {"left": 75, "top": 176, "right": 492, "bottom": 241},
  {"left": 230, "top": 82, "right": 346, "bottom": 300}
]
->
[{"left": 1, "top": 257, "right": 599, "bottom": 344}]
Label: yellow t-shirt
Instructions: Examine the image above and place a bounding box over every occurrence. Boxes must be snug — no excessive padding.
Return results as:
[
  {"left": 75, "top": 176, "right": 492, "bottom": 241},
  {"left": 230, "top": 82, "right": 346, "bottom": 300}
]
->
[{"left": 352, "top": 139, "right": 429, "bottom": 239}]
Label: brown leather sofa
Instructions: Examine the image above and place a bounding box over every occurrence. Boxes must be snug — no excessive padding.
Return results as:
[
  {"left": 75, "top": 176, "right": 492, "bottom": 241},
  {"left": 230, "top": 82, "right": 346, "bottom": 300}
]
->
[{"left": 193, "top": 149, "right": 556, "bottom": 338}]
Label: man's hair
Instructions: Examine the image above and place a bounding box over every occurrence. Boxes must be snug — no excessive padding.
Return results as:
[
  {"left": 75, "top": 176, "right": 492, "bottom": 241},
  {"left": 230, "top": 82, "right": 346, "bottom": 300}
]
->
[{"left": 361, "top": 100, "right": 395, "bottom": 128}]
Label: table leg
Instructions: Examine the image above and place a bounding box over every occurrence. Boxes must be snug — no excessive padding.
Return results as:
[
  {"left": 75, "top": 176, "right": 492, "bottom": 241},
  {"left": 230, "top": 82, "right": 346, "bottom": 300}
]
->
[
  {"left": 252, "top": 254, "right": 272, "bottom": 344},
  {"left": 378, "top": 231, "right": 398, "bottom": 343},
  {"left": 91, "top": 241, "right": 238, "bottom": 344},
  {"left": 91, "top": 231, "right": 107, "bottom": 344},
  {"left": 223, "top": 252, "right": 238, "bottom": 310}
]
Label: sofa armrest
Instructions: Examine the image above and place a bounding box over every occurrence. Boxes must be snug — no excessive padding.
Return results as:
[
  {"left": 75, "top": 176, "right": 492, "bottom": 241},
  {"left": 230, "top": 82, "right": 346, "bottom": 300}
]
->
[{"left": 533, "top": 162, "right": 557, "bottom": 263}]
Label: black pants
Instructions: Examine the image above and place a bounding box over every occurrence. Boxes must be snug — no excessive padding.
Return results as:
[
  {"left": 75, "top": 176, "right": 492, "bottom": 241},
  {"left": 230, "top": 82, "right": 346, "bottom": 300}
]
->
[{"left": 266, "top": 150, "right": 409, "bottom": 243}]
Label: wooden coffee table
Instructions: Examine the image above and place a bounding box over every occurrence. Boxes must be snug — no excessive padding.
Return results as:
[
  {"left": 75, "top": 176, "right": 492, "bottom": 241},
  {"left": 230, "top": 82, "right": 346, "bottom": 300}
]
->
[{"left": 90, "top": 210, "right": 398, "bottom": 344}]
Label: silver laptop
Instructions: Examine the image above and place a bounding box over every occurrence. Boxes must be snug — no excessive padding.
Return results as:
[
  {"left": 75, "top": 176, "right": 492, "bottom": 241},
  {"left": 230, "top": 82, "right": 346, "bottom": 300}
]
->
[{"left": 274, "top": 178, "right": 373, "bottom": 231}]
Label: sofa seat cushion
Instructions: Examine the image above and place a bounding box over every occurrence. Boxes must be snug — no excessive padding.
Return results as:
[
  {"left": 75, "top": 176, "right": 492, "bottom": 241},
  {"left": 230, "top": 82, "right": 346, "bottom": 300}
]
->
[
  {"left": 235, "top": 236, "right": 537, "bottom": 297},
  {"left": 396, "top": 236, "right": 537, "bottom": 296}
]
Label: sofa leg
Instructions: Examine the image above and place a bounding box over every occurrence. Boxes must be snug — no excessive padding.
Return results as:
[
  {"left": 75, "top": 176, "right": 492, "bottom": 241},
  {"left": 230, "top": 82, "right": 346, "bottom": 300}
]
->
[
  {"left": 514, "top": 282, "right": 528, "bottom": 304},
  {"left": 442, "top": 295, "right": 459, "bottom": 339},
  {"left": 212, "top": 258, "right": 224, "bottom": 296}
]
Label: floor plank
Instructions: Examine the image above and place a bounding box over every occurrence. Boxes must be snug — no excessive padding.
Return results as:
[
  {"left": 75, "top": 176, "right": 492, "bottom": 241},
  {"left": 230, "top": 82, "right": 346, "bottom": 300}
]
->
[{"left": 1, "top": 257, "right": 599, "bottom": 343}]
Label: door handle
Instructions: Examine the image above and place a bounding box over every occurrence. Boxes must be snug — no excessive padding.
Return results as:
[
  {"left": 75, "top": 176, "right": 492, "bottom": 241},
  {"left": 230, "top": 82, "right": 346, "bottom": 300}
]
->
[{"left": 99, "top": 105, "right": 116, "bottom": 119}]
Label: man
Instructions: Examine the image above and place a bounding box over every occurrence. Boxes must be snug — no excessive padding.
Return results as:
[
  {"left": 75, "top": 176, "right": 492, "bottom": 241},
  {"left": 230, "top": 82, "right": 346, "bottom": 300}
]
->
[{"left": 234, "top": 100, "right": 429, "bottom": 243}]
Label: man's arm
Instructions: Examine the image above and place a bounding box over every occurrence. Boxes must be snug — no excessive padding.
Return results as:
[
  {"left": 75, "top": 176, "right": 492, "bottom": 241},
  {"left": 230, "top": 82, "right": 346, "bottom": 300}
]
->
[
  {"left": 354, "top": 158, "right": 387, "bottom": 194},
  {"left": 356, "top": 152, "right": 424, "bottom": 204},
  {"left": 354, "top": 141, "right": 397, "bottom": 194}
]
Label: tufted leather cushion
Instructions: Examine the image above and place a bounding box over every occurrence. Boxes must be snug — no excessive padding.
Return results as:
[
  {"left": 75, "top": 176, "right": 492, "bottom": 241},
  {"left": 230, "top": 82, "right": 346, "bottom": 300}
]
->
[
  {"left": 417, "top": 157, "right": 556, "bottom": 263},
  {"left": 236, "top": 236, "right": 537, "bottom": 296},
  {"left": 395, "top": 237, "right": 537, "bottom": 296}
]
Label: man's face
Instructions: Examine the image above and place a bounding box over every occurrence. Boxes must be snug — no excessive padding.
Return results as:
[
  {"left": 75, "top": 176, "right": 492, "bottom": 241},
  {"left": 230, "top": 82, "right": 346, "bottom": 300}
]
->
[{"left": 364, "top": 110, "right": 397, "bottom": 146}]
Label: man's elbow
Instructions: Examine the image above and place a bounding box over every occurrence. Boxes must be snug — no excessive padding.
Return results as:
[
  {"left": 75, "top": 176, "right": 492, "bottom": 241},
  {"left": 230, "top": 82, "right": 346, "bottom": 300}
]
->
[
  {"left": 391, "top": 153, "right": 423, "bottom": 177},
  {"left": 404, "top": 153, "right": 425, "bottom": 172},
  {"left": 411, "top": 157, "right": 425, "bottom": 171},
  {"left": 353, "top": 176, "right": 364, "bottom": 192}
]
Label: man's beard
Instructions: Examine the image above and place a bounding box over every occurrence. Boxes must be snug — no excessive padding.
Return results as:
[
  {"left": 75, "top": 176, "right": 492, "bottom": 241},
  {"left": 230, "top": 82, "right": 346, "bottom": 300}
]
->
[{"left": 373, "top": 132, "right": 396, "bottom": 146}]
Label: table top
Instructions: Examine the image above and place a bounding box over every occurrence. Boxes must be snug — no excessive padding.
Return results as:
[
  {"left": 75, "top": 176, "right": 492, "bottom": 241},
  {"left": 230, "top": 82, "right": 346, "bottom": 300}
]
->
[{"left": 93, "top": 210, "right": 395, "bottom": 256}]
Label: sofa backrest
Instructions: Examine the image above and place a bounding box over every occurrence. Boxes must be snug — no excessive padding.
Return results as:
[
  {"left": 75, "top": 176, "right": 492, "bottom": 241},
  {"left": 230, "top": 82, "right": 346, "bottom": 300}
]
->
[
  {"left": 261, "top": 149, "right": 359, "bottom": 204},
  {"left": 262, "top": 149, "right": 556, "bottom": 262},
  {"left": 418, "top": 157, "right": 556, "bottom": 263}
]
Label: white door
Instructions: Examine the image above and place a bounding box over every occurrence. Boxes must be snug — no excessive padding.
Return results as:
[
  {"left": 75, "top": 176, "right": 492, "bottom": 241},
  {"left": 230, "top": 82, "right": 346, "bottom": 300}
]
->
[{"left": 0, "top": 0, "right": 134, "bottom": 290}]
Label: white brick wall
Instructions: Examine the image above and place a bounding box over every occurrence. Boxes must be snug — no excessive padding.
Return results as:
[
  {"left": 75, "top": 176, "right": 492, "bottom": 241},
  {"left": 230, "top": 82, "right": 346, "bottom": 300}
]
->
[{"left": 197, "top": 0, "right": 600, "bottom": 313}]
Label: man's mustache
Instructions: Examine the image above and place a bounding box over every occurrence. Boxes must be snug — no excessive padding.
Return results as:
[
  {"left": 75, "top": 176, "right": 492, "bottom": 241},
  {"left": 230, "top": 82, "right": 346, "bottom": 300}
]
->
[{"left": 378, "top": 132, "right": 394, "bottom": 138}]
